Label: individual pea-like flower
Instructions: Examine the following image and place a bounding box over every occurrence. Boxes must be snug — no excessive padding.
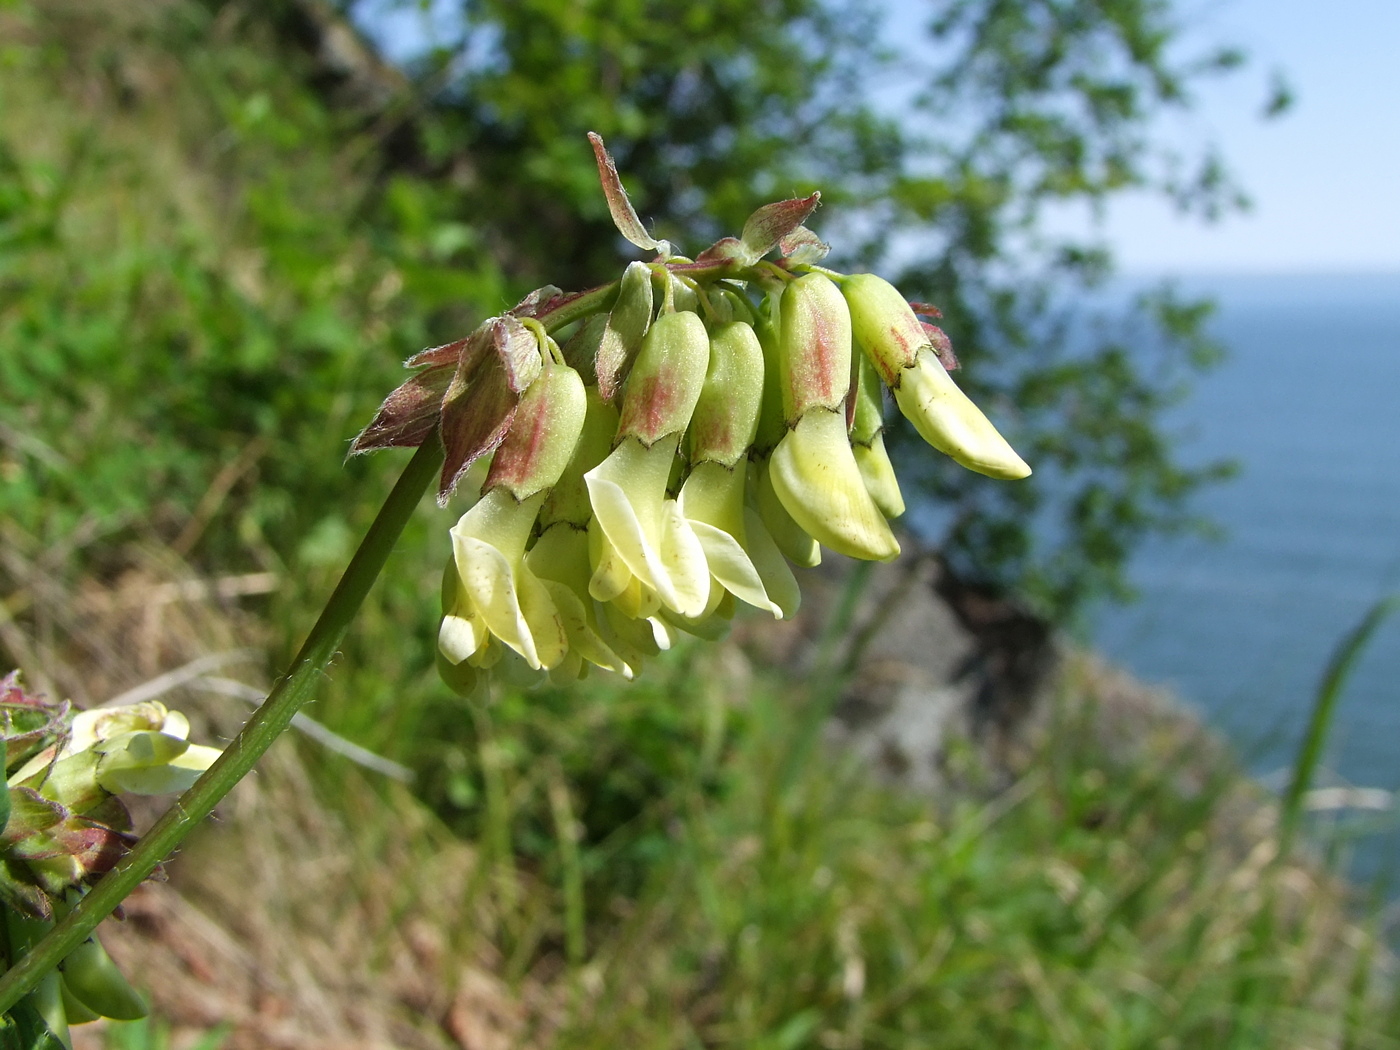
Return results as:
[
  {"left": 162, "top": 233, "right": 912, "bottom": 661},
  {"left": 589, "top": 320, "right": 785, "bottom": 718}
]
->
[
  {"left": 527, "top": 388, "right": 634, "bottom": 682},
  {"left": 678, "top": 317, "right": 799, "bottom": 618},
  {"left": 584, "top": 308, "right": 712, "bottom": 619},
  {"left": 439, "top": 346, "right": 587, "bottom": 678},
  {"left": 351, "top": 133, "right": 1031, "bottom": 693},
  {"left": 766, "top": 272, "right": 900, "bottom": 562},
  {"left": 841, "top": 273, "right": 1030, "bottom": 480}
]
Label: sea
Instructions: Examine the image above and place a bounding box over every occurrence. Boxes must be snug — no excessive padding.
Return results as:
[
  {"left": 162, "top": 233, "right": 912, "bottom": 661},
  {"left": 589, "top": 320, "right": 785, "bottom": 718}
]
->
[{"left": 1089, "top": 272, "right": 1400, "bottom": 890}]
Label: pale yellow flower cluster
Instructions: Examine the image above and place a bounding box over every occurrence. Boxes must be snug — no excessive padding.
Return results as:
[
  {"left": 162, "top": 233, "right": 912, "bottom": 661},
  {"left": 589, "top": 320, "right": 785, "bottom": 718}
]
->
[{"left": 352, "top": 136, "right": 1030, "bottom": 693}]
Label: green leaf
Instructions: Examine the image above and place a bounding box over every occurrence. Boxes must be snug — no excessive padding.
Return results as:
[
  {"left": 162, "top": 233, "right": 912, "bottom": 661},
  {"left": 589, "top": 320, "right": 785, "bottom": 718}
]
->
[{"left": 0, "top": 997, "right": 67, "bottom": 1050}]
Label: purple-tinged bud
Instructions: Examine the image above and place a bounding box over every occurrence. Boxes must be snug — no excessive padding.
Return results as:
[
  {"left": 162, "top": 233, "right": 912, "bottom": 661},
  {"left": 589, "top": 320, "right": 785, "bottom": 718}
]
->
[
  {"left": 616, "top": 310, "right": 710, "bottom": 445},
  {"left": 775, "top": 272, "right": 852, "bottom": 422},
  {"left": 695, "top": 193, "right": 822, "bottom": 267},
  {"left": 688, "top": 321, "right": 764, "bottom": 468},
  {"left": 437, "top": 315, "right": 544, "bottom": 502},
  {"left": 484, "top": 355, "right": 587, "bottom": 502},
  {"left": 843, "top": 273, "right": 1030, "bottom": 480},
  {"left": 840, "top": 273, "right": 925, "bottom": 387},
  {"left": 596, "top": 261, "right": 654, "bottom": 401}
]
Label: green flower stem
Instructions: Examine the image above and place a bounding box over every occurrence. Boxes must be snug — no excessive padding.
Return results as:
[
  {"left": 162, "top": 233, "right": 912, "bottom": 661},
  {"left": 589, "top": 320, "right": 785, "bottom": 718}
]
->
[{"left": 0, "top": 439, "right": 443, "bottom": 1016}]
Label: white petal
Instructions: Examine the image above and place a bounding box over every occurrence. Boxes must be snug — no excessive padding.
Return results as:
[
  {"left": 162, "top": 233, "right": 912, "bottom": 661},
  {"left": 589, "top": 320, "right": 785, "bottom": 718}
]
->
[
  {"left": 648, "top": 616, "right": 678, "bottom": 650},
  {"left": 587, "top": 472, "right": 665, "bottom": 592},
  {"left": 541, "top": 579, "right": 627, "bottom": 675},
  {"left": 454, "top": 534, "right": 545, "bottom": 668},
  {"left": 439, "top": 611, "right": 487, "bottom": 665},
  {"left": 587, "top": 517, "right": 634, "bottom": 602},
  {"left": 657, "top": 499, "right": 711, "bottom": 617},
  {"left": 752, "top": 454, "right": 821, "bottom": 568},
  {"left": 587, "top": 436, "right": 708, "bottom": 614},
  {"left": 160, "top": 710, "right": 191, "bottom": 741},
  {"left": 688, "top": 521, "right": 779, "bottom": 616},
  {"left": 515, "top": 565, "right": 569, "bottom": 670}
]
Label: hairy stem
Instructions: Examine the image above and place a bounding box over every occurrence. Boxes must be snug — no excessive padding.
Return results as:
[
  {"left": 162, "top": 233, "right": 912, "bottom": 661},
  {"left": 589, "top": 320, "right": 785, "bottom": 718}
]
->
[{"left": 0, "top": 440, "right": 443, "bottom": 1015}]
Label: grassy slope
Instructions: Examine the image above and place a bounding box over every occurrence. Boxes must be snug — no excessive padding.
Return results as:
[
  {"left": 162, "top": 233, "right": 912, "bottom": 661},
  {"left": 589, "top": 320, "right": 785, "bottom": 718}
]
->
[{"left": 2, "top": 2, "right": 1396, "bottom": 1047}]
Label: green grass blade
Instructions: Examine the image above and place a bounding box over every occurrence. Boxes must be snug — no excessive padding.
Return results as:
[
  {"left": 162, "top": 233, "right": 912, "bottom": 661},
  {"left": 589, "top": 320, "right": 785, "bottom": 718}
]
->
[{"left": 1280, "top": 594, "right": 1400, "bottom": 858}]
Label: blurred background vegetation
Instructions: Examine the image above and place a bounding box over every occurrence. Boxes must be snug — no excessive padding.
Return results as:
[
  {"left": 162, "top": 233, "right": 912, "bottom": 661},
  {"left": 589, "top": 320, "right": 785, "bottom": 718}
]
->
[{"left": 1, "top": 0, "right": 1394, "bottom": 1045}]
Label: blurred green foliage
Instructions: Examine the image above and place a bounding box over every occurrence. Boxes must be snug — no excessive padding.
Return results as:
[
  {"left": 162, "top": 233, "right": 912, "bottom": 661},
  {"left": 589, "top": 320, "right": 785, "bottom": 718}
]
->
[{"left": 0, "top": 2, "right": 501, "bottom": 575}]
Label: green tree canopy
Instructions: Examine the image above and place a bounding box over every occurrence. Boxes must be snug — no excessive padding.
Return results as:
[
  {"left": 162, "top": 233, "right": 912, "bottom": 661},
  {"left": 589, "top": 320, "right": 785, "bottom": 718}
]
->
[{"left": 345, "top": 0, "right": 1255, "bottom": 618}]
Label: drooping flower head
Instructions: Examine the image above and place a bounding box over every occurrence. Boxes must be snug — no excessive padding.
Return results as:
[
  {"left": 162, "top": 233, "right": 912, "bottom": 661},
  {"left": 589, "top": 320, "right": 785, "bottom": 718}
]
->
[
  {"left": 1, "top": 673, "right": 222, "bottom": 918},
  {"left": 352, "top": 135, "right": 1032, "bottom": 694}
]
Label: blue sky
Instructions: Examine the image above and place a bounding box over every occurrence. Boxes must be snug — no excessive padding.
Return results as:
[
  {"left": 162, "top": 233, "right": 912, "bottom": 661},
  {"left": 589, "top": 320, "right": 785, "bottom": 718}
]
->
[{"left": 1008, "top": 0, "right": 1400, "bottom": 275}]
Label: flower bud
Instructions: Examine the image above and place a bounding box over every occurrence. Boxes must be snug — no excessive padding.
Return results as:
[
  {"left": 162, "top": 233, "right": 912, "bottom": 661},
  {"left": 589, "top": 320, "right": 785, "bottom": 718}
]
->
[
  {"left": 716, "top": 286, "right": 757, "bottom": 325},
  {"left": 596, "top": 261, "right": 654, "bottom": 401},
  {"left": 485, "top": 355, "right": 588, "bottom": 501},
  {"left": 843, "top": 273, "right": 1030, "bottom": 480},
  {"left": 561, "top": 313, "right": 607, "bottom": 384},
  {"left": 616, "top": 310, "right": 711, "bottom": 445},
  {"left": 687, "top": 320, "right": 765, "bottom": 468},
  {"left": 775, "top": 272, "right": 852, "bottom": 422},
  {"left": 60, "top": 936, "right": 148, "bottom": 1021},
  {"left": 841, "top": 273, "right": 925, "bottom": 387},
  {"left": 670, "top": 275, "right": 700, "bottom": 315},
  {"left": 769, "top": 408, "right": 900, "bottom": 561}
]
